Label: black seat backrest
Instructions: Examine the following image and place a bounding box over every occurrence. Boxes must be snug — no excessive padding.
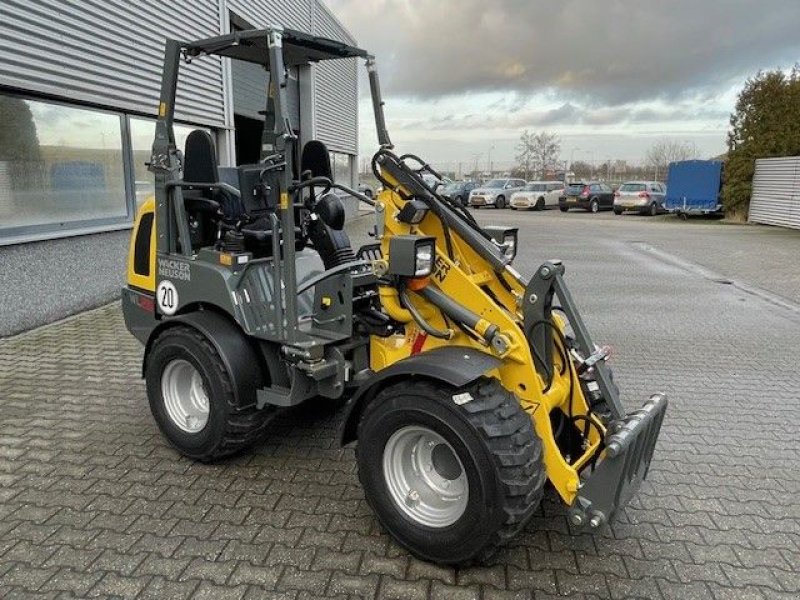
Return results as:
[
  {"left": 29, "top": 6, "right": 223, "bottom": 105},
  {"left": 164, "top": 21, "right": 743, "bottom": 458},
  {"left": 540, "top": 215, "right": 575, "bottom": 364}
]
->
[
  {"left": 301, "top": 140, "right": 333, "bottom": 180},
  {"left": 183, "top": 130, "right": 245, "bottom": 224},
  {"left": 184, "top": 130, "right": 219, "bottom": 186}
]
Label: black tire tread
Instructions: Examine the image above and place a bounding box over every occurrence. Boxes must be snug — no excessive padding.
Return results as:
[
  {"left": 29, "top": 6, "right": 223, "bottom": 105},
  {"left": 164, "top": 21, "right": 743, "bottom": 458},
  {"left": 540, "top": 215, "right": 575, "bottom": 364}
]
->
[
  {"left": 149, "top": 325, "right": 273, "bottom": 462},
  {"left": 358, "top": 377, "right": 545, "bottom": 564}
]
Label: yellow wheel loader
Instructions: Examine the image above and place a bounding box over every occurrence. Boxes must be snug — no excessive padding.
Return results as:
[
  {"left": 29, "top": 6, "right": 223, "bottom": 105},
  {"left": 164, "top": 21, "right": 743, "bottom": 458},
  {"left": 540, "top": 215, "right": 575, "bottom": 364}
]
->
[{"left": 124, "top": 27, "right": 667, "bottom": 566}]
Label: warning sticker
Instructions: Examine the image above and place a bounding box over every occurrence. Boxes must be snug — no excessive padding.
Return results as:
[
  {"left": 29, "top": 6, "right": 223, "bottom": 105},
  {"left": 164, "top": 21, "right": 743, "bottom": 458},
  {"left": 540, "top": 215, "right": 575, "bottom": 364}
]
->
[{"left": 157, "top": 280, "right": 179, "bottom": 315}]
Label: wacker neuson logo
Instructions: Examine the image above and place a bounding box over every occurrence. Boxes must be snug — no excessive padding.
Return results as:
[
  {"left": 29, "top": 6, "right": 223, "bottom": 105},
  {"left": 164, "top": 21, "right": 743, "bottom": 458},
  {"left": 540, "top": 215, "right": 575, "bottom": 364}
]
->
[{"left": 158, "top": 258, "right": 191, "bottom": 281}]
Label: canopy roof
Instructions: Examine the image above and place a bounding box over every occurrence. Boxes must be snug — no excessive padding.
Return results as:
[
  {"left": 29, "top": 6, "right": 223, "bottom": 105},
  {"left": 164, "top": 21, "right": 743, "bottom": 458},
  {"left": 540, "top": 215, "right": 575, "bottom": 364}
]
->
[{"left": 183, "top": 27, "right": 369, "bottom": 67}]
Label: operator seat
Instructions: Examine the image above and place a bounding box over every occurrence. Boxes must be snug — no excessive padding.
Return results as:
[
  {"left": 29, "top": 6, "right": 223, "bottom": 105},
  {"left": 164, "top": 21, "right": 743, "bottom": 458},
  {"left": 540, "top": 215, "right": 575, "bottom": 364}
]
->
[
  {"left": 180, "top": 130, "right": 246, "bottom": 250},
  {"left": 183, "top": 130, "right": 243, "bottom": 223},
  {"left": 300, "top": 140, "right": 357, "bottom": 269}
]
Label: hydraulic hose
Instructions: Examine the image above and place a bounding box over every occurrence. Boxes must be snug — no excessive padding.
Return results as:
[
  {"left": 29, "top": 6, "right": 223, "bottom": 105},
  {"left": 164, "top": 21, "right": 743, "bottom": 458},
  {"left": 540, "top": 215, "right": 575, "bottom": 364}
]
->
[
  {"left": 415, "top": 285, "right": 500, "bottom": 345},
  {"left": 399, "top": 288, "right": 453, "bottom": 339}
]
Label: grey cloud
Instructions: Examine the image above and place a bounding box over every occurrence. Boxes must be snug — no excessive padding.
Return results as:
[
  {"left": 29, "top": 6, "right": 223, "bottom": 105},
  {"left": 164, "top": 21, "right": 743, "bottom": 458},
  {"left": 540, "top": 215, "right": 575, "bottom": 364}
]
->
[
  {"left": 329, "top": 0, "right": 800, "bottom": 106},
  {"left": 392, "top": 101, "right": 730, "bottom": 131}
]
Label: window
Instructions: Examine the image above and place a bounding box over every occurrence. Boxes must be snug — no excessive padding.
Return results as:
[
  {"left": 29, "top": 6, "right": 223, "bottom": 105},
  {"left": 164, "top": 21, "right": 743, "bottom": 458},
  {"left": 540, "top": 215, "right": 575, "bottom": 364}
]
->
[
  {"left": 619, "top": 183, "right": 646, "bottom": 192},
  {"left": 330, "top": 152, "right": 352, "bottom": 186},
  {"left": 133, "top": 212, "right": 154, "bottom": 276},
  {"left": 0, "top": 94, "right": 127, "bottom": 238},
  {"left": 129, "top": 117, "right": 207, "bottom": 207}
]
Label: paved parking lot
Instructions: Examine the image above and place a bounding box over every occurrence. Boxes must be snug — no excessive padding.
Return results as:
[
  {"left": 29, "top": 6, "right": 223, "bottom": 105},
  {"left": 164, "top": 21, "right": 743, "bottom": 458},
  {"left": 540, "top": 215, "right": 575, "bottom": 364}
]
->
[{"left": 1, "top": 210, "right": 799, "bottom": 599}]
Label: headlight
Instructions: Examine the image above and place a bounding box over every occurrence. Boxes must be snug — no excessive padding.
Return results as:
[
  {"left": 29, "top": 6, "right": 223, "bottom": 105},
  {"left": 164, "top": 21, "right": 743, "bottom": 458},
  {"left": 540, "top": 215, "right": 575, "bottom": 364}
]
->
[
  {"left": 388, "top": 235, "right": 437, "bottom": 278},
  {"left": 414, "top": 242, "right": 434, "bottom": 277}
]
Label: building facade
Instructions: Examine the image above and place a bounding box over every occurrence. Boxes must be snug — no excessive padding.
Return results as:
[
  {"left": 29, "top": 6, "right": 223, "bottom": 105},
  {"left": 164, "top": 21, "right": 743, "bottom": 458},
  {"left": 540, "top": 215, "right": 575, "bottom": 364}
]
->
[
  {"left": 0, "top": 0, "right": 359, "bottom": 336},
  {"left": 748, "top": 155, "right": 800, "bottom": 231}
]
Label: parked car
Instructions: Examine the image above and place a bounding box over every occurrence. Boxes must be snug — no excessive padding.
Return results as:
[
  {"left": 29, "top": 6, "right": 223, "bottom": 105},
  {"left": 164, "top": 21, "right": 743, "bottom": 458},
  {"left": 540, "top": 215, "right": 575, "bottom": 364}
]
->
[
  {"left": 613, "top": 181, "right": 666, "bottom": 216},
  {"left": 421, "top": 172, "right": 452, "bottom": 190},
  {"left": 468, "top": 178, "right": 527, "bottom": 209},
  {"left": 441, "top": 181, "right": 479, "bottom": 206},
  {"left": 510, "top": 181, "right": 565, "bottom": 210},
  {"left": 559, "top": 182, "right": 615, "bottom": 212},
  {"left": 664, "top": 160, "right": 724, "bottom": 216}
]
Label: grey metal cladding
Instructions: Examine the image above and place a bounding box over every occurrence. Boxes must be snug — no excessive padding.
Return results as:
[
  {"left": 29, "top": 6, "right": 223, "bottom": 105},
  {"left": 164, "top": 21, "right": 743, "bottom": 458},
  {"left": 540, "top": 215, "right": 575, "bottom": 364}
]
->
[
  {"left": 749, "top": 156, "right": 800, "bottom": 230},
  {"left": 312, "top": 1, "right": 358, "bottom": 154},
  {"left": 0, "top": 0, "right": 225, "bottom": 126},
  {"left": 226, "top": 0, "right": 308, "bottom": 130},
  {"left": 227, "top": 0, "right": 312, "bottom": 31}
]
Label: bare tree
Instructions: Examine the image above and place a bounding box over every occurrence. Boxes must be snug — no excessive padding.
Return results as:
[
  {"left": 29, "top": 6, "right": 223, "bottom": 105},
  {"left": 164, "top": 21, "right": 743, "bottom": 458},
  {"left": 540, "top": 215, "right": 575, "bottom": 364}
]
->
[
  {"left": 516, "top": 130, "right": 561, "bottom": 179},
  {"left": 531, "top": 131, "right": 561, "bottom": 178},
  {"left": 515, "top": 130, "right": 535, "bottom": 180},
  {"left": 645, "top": 139, "right": 699, "bottom": 178}
]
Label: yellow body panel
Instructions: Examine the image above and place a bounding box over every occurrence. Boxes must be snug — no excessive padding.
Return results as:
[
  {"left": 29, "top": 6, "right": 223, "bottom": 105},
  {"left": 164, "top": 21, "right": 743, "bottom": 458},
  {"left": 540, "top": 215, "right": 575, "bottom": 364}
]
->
[
  {"left": 126, "top": 196, "right": 157, "bottom": 292},
  {"left": 370, "top": 184, "right": 604, "bottom": 504}
]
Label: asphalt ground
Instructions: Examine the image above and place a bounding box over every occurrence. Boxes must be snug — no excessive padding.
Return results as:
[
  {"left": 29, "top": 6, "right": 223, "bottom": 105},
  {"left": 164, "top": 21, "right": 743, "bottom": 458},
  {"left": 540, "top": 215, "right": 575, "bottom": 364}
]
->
[{"left": 1, "top": 208, "right": 798, "bottom": 599}]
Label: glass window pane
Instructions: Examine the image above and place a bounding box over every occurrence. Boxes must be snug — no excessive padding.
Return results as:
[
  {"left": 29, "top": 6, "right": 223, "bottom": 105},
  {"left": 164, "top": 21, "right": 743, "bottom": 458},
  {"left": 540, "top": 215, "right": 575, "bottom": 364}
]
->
[
  {"left": 0, "top": 95, "right": 127, "bottom": 231},
  {"left": 330, "top": 152, "right": 351, "bottom": 186},
  {"left": 129, "top": 117, "right": 203, "bottom": 207}
]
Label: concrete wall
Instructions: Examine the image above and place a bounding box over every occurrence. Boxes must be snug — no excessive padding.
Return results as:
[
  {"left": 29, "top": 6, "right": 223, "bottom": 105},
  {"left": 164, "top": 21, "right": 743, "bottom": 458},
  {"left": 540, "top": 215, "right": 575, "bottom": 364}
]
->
[{"left": 0, "top": 231, "right": 129, "bottom": 337}]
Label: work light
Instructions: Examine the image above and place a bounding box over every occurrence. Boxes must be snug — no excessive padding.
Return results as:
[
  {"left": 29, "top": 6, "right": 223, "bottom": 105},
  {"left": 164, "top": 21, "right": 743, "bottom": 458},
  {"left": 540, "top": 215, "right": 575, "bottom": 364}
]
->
[
  {"left": 397, "top": 199, "right": 429, "bottom": 224},
  {"left": 387, "top": 235, "right": 437, "bottom": 278},
  {"left": 414, "top": 241, "right": 434, "bottom": 277}
]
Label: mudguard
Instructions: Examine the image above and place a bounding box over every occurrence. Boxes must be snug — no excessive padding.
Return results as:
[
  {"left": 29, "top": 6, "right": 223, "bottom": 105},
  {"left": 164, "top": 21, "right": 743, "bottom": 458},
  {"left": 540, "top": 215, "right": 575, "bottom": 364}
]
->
[
  {"left": 142, "top": 310, "right": 264, "bottom": 409},
  {"left": 339, "top": 346, "right": 501, "bottom": 445}
]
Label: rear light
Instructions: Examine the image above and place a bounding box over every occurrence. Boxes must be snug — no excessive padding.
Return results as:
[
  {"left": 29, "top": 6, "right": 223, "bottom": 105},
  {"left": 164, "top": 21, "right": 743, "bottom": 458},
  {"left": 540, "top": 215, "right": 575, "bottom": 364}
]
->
[
  {"left": 614, "top": 190, "right": 620, "bottom": 197},
  {"left": 581, "top": 186, "right": 590, "bottom": 197},
  {"left": 638, "top": 191, "right": 650, "bottom": 199}
]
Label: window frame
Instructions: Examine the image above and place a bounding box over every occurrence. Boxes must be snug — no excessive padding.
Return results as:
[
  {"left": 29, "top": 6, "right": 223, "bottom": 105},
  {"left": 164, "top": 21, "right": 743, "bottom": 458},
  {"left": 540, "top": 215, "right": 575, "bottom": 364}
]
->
[
  {"left": 0, "top": 90, "right": 135, "bottom": 246},
  {"left": 0, "top": 90, "right": 216, "bottom": 247}
]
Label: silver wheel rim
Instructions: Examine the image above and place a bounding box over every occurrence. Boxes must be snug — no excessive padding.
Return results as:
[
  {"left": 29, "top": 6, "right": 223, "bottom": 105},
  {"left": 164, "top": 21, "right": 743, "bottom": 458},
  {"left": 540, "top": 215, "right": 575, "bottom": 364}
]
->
[
  {"left": 382, "top": 426, "right": 468, "bottom": 528},
  {"left": 161, "top": 359, "right": 210, "bottom": 433}
]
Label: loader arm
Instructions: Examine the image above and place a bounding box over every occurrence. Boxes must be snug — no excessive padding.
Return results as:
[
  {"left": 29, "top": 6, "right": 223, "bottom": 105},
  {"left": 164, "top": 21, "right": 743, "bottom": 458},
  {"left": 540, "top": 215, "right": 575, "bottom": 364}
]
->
[{"left": 367, "top": 149, "right": 667, "bottom": 525}]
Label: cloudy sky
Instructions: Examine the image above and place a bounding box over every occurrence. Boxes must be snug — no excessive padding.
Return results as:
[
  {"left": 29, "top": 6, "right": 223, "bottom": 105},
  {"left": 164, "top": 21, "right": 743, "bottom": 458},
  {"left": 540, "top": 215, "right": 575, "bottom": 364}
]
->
[{"left": 326, "top": 0, "right": 800, "bottom": 170}]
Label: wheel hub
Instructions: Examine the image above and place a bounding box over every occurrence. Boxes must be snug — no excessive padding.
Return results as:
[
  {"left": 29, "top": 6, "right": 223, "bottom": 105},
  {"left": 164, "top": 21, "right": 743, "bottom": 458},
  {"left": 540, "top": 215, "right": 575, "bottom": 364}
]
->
[
  {"left": 382, "top": 426, "right": 468, "bottom": 528},
  {"left": 161, "top": 359, "right": 210, "bottom": 433}
]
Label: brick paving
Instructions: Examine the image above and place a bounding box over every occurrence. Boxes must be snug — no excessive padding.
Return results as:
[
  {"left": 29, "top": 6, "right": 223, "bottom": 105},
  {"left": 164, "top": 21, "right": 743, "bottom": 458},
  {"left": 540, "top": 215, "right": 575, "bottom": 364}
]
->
[{"left": 1, "top": 211, "right": 799, "bottom": 599}]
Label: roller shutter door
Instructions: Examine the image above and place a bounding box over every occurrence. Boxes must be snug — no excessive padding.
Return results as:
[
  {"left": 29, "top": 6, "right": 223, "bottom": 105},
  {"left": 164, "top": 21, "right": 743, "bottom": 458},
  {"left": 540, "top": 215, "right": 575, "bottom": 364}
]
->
[{"left": 749, "top": 156, "right": 800, "bottom": 230}]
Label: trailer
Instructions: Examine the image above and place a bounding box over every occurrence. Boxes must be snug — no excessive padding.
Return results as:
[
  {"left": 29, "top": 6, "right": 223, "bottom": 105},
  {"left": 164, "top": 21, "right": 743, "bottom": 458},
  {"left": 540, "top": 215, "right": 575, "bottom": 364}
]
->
[{"left": 664, "top": 160, "right": 724, "bottom": 216}]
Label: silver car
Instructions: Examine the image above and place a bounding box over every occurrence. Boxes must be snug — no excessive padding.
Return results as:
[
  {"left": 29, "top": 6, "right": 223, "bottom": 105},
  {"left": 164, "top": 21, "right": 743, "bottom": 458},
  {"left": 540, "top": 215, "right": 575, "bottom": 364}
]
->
[
  {"left": 468, "top": 178, "right": 527, "bottom": 209},
  {"left": 613, "top": 181, "right": 667, "bottom": 216},
  {"left": 510, "top": 181, "right": 565, "bottom": 210}
]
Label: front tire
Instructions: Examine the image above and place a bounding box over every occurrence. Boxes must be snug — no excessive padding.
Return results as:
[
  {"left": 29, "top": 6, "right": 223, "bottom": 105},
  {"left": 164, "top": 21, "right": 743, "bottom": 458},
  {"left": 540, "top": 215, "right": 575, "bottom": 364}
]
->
[
  {"left": 535, "top": 197, "right": 545, "bottom": 211},
  {"left": 560, "top": 206, "right": 569, "bottom": 212},
  {"left": 496, "top": 195, "right": 506, "bottom": 209},
  {"left": 356, "top": 378, "right": 545, "bottom": 566},
  {"left": 613, "top": 207, "right": 623, "bottom": 215},
  {"left": 145, "top": 325, "right": 273, "bottom": 462}
]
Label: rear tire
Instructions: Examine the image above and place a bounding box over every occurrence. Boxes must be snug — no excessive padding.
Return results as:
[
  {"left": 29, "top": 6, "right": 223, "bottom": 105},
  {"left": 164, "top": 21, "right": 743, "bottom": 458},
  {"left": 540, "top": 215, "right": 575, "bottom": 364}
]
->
[
  {"left": 145, "top": 325, "right": 273, "bottom": 462},
  {"left": 589, "top": 199, "right": 599, "bottom": 213},
  {"left": 356, "top": 378, "right": 545, "bottom": 566},
  {"left": 613, "top": 207, "right": 623, "bottom": 215},
  {"left": 559, "top": 206, "right": 569, "bottom": 213},
  {"left": 496, "top": 195, "right": 506, "bottom": 209},
  {"left": 648, "top": 202, "right": 657, "bottom": 216},
  {"left": 535, "top": 197, "right": 545, "bottom": 211}
]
